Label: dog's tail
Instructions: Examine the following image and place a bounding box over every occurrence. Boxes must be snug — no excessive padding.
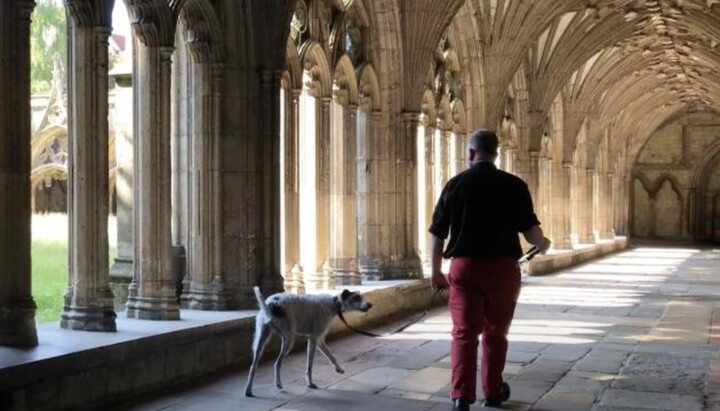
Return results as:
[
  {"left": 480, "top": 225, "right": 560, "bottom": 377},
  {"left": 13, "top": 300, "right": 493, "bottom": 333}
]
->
[
  {"left": 253, "top": 286, "right": 287, "bottom": 319},
  {"left": 253, "top": 286, "right": 269, "bottom": 315}
]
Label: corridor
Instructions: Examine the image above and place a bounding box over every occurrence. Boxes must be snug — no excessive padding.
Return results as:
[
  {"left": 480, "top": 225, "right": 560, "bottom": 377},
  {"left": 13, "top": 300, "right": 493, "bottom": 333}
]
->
[{"left": 116, "top": 245, "right": 720, "bottom": 411}]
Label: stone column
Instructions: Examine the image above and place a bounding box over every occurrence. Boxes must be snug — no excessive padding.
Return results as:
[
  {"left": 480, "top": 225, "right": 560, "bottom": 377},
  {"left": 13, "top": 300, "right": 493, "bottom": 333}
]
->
[
  {"left": 357, "top": 111, "right": 384, "bottom": 280},
  {"left": 454, "top": 132, "right": 466, "bottom": 175},
  {"left": 537, "top": 156, "right": 551, "bottom": 237},
  {"left": 587, "top": 168, "right": 597, "bottom": 241},
  {"left": 600, "top": 173, "right": 614, "bottom": 239},
  {"left": 180, "top": 62, "right": 233, "bottom": 309},
  {"left": 574, "top": 167, "right": 593, "bottom": 243},
  {"left": 550, "top": 162, "right": 573, "bottom": 249},
  {"left": 126, "top": 41, "right": 179, "bottom": 320},
  {"left": 397, "top": 113, "right": 422, "bottom": 279},
  {"left": 258, "top": 69, "right": 284, "bottom": 294},
  {"left": 61, "top": 0, "right": 117, "bottom": 331},
  {"left": 422, "top": 124, "right": 436, "bottom": 267},
  {"left": 331, "top": 105, "right": 360, "bottom": 286},
  {"left": 527, "top": 151, "right": 540, "bottom": 205},
  {"left": 433, "top": 123, "right": 446, "bottom": 202},
  {"left": 283, "top": 90, "right": 303, "bottom": 293},
  {"left": 0, "top": 0, "right": 37, "bottom": 347},
  {"left": 109, "top": 64, "right": 133, "bottom": 309},
  {"left": 306, "top": 97, "right": 333, "bottom": 290}
]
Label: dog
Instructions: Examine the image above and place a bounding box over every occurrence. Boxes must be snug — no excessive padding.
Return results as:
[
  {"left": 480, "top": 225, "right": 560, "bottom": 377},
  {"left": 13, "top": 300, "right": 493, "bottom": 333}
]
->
[{"left": 244, "top": 286, "right": 373, "bottom": 397}]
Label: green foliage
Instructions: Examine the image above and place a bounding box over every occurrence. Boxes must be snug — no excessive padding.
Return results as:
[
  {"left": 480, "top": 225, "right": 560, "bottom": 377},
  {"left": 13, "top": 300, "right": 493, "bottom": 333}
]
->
[
  {"left": 31, "top": 0, "right": 67, "bottom": 93},
  {"left": 32, "top": 239, "right": 67, "bottom": 323}
]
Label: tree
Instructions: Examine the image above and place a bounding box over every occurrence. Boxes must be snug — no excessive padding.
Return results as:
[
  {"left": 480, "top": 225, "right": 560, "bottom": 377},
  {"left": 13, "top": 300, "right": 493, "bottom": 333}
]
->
[{"left": 31, "top": 0, "right": 67, "bottom": 93}]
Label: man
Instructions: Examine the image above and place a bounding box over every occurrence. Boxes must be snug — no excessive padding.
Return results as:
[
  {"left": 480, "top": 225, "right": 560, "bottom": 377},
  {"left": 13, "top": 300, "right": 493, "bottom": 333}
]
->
[{"left": 429, "top": 129, "right": 551, "bottom": 410}]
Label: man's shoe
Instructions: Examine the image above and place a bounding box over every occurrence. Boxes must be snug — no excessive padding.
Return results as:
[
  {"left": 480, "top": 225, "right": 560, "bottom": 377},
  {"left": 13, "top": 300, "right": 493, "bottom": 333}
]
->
[
  {"left": 451, "top": 397, "right": 470, "bottom": 411},
  {"left": 482, "top": 382, "right": 510, "bottom": 408}
]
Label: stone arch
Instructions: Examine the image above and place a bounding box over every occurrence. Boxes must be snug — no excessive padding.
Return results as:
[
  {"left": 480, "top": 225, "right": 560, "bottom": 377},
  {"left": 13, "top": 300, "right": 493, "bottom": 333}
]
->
[
  {"left": 688, "top": 140, "right": 720, "bottom": 240},
  {"left": 176, "top": 0, "right": 224, "bottom": 63},
  {"left": 654, "top": 178, "right": 683, "bottom": 238},
  {"left": 286, "top": 38, "right": 303, "bottom": 91},
  {"left": 299, "top": 40, "right": 333, "bottom": 98},
  {"left": 356, "top": 63, "right": 381, "bottom": 112},
  {"left": 31, "top": 124, "right": 67, "bottom": 167},
  {"left": 333, "top": 54, "right": 359, "bottom": 107}
]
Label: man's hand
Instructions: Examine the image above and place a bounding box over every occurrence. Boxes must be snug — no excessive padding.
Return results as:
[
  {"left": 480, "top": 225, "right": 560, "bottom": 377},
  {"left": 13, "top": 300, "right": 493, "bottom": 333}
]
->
[
  {"left": 537, "top": 236, "right": 551, "bottom": 254},
  {"left": 431, "top": 271, "right": 449, "bottom": 292}
]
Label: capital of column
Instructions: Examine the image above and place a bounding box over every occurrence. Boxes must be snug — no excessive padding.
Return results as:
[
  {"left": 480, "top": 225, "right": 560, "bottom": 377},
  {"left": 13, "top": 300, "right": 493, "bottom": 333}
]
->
[
  {"left": 64, "top": 0, "right": 95, "bottom": 27},
  {"left": 370, "top": 110, "right": 383, "bottom": 125}
]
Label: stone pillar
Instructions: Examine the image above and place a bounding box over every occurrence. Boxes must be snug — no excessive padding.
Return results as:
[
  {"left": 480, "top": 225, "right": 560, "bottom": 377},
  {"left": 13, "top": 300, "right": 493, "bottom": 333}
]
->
[
  {"left": 587, "top": 168, "right": 597, "bottom": 241},
  {"left": 126, "top": 41, "right": 179, "bottom": 320},
  {"left": 454, "top": 132, "right": 466, "bottom": 175},
  {"left": 527, "top": 151, "right": 540, "bottom": 205},
  {"left": 422, "top": 125, "right": 436, "bottom": 267},
  {"left": 537, "top": 156, "right": 551, "bottom": 238},
  {"left": 0, "top": 0, "right": 37, "bottom": 347},
  {"left": 550, "top": 162, "right": 573, "bottom": 249},
  {"left": 331, "top": 105, "right": 360, "bottom": 286},
  {"left": 109, "top": 64, "right": 133, "bottom": 309},
  {"left": 357, "top": 111, "right": 384, "bottom": 280},
  {"left": 283, "top": 90, "right": 303, "bottom": 293},
  {"left": 62, "top": 0, "right": 117, "bottom": 331},
  {"left": 258, "top": 69, "right": 284, "bottom": 294},
  {"left": 306, "top": 97, "right": 334, "bottom": 290},
  {"left": 601, "top": 173, "right": 615, "bottom": 239},
  {"left": 397, "top": 113, "right": 422, "bottom": 279},
  {"left": 433, "top": 124, "right": 446, "bottom": 202},
  {"left": 180, "top": 62, "right": 233, "bottom": 309},
  {"left": 574, "top": 167, "right": 593, "bottom": 243}
]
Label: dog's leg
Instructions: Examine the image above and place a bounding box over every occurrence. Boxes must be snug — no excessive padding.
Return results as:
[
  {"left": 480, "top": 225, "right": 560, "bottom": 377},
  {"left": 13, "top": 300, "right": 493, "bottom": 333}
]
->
[
  {"left": 305, "top": 339, "right": 318, "bottom": 389},
  {"left": 318, "top": 340, "right": 344, "bottom": 374},
  {"left": 274, "top": 331, "right": 295, "bottom": 390},
  {"left": 245, "top": 323, "right": 272, "bottom": 397}
]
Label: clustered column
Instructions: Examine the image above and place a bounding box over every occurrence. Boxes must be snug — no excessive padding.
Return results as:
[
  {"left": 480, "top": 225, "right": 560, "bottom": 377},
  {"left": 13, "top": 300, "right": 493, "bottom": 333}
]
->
[
  {"left": 331, "top": 105, "right": 360, "bottom": 286},
  {"left": 0, "top": 0, "right": 38, "bottom": 347},
  {"left": 126, "top": 36, "right": 179, "bottom": 320},
  {"left": 62, "top": 0, "right": 117, "bottom": 331},
  {"left": 283, "top": 90, "right": 303, "bottom": 293},
  {"left": 357, "top": 111, "right": 384, "bottom": 280}
]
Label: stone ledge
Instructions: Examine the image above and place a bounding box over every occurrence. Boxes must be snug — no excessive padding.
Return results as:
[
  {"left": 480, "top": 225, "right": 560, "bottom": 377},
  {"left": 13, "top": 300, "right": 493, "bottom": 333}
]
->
[
  {"left": 0, "top": 279, "right": 443, "bottom": 411},
  {"left": 526, "top": 237, "right": 628, "bottom": 276}
]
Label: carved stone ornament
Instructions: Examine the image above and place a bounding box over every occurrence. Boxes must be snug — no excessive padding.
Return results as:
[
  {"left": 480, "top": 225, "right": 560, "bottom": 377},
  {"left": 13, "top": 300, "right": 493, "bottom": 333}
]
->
[{"left": 291, "top": 0, "right": 308, "bottom": 40}]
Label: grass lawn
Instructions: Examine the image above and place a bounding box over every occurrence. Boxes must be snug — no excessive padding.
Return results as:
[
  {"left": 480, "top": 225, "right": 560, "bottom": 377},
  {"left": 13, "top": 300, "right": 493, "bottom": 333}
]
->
[{"left": 32, "top": 214, "right": 117, "bottom": 323}]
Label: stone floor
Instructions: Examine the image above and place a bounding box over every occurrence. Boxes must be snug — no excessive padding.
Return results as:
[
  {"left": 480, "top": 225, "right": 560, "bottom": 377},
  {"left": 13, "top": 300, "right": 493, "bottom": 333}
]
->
[{"left": 114, "top": 245, "right": 720, "bottom": 411}]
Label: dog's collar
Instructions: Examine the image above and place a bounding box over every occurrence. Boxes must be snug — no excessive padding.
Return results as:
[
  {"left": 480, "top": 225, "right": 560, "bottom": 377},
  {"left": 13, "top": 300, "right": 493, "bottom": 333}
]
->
[{"left": 332, "top": 296, "right": 343, "bottom": 313}]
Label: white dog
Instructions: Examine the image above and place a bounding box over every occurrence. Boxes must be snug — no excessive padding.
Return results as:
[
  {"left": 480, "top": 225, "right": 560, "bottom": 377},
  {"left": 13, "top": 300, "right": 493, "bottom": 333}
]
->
[{"left": 244, "top": 286, "right": 373, "bottom": 397}]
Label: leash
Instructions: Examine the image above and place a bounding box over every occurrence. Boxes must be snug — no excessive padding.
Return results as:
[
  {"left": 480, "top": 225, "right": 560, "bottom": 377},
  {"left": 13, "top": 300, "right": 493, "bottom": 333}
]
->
[
  {"left": 336, "top": 246, "right": 541, "bottom": 338},
  {"left": 336, "top": 288, "right": 441, "bottom": 338}
]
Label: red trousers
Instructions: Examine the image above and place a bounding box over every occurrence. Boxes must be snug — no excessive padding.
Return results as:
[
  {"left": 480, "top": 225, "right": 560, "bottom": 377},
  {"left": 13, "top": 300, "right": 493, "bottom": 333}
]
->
[{"left": 448, "top": 257, "right": 521, "bottom": 403}]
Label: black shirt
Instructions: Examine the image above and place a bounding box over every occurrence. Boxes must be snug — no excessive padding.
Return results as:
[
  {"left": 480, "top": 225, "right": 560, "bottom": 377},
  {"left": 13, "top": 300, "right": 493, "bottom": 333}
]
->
[{"left": 428, "top": 161, "right": 540, "bottom": 259}]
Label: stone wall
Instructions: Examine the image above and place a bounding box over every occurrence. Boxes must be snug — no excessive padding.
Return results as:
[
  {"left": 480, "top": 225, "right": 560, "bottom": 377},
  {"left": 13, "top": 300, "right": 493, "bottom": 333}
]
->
[{"left": 632, "top": 113, "right": 720, "bottom": 241}]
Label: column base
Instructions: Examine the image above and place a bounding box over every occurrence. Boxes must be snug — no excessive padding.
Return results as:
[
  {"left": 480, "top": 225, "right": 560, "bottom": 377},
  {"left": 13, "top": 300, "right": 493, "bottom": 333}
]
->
[
  {"left": 577, "top": 235, "right": 595, "bottom": 244},
  {"left": 180, "top": 278, "right": 236, "bottom": 310},
  {"left": 304, "top": 261, "right": 335, "bottom": 290},
  {"left": 61, "top": 305, "right": 117, "bottom": 332},
  {"left": 284, "top": 264, "right": 305, "bottom": 294},
  {"left": 109, "top": 257, "right": 133, "bottom": 311},
  {"left": 331, "top": 258, "right": 361, "bottom": 286},
  {"left": 598, "top": 231, "right": 615, "bottom": 240},
  {"left": 0, "top": 298, "right": 38, "bottom": 347},
  {"left": 381, "top": 255, "right": 423, "bottom": 280},
  {"left": 126, "top": 295, "right": 180, "bottom": 320}
]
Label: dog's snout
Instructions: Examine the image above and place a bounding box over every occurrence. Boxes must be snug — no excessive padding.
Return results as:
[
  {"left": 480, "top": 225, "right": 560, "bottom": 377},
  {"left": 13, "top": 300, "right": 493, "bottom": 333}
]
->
[{"left": 366, "top": 302, "right": 373, "bottom": 310}]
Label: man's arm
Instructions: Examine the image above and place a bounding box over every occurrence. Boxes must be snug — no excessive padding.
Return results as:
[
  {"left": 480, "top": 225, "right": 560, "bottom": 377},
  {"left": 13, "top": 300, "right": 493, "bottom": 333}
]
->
[
  {"left": 430, "top": 235, "right": 449, "bottom": 291},
  {"left": 522, "top": 225, "right": 551, "bottom": 253}
]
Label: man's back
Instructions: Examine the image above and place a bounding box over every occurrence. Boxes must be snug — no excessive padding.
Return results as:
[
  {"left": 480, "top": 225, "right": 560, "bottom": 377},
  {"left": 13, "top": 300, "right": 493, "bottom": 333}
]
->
[{"left": 429, "top": 161, "right": 539, "bottom": 259}]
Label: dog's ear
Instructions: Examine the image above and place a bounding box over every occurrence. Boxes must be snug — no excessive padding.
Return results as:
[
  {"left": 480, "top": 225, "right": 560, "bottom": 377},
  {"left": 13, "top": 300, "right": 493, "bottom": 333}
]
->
[{"left": 341, "top": 289, "right": 352, "bottom": 300}]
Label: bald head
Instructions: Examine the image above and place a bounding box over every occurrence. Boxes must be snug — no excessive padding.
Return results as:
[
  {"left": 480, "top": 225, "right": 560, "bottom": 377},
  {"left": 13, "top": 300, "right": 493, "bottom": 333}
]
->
[{"left": 467, "top": 129, "right": 499, "bottom": 165}]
